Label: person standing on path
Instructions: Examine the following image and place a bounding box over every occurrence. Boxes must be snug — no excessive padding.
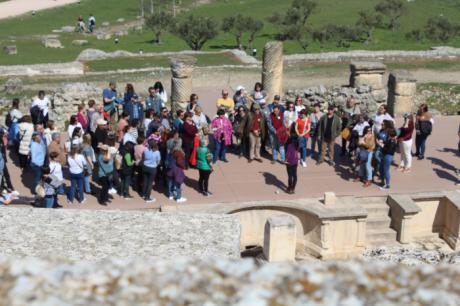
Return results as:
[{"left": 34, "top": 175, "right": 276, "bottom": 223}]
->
[
  {"left": 285, "top": 135, "right": 299, "bottom": 194},
  {"left": 317, "top": 106, "right": 341, "bottom": 166},
  {"left": 309, "top": 103, "right": 323, "bottom": 160},
  {"left": 142, "top": 140, "right": 161, "bottom": 203},
  {"left": 196, "top": 139, "right": 213, "bottom": 196},
  {"left": 295, "top": 109, "right": 311, "bottom": 167},
  {"left": 267, "top": 105, "right": 287, "bottom": 164},
  {"left": 102, "top": 81, "right": 118, "bottom": 132},
  {"left": 97, "top": 145, "right": 113, "bottom": 205},
  {"left": 30, "top": 132, "right": 46, "bottom": 194},
  {"left": 240, "top": 103, "right": 266, "bottom": 163},
  {"left": 211, "top": 109, "right": 232, "bottom": 164},
  {"left": 398, "top": 114, "right": 415, "bottom": 172},
  {"left": 66, "top": 145, "right": 87, "bottom": 204},
  {"left": 414, "top": 103, "right": 433, "bottom": 160}
]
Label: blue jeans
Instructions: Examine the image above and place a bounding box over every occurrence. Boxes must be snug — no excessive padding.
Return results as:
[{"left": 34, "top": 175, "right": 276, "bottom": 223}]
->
[
  {"left": 174, "top": 182, "right": 182, "bottom": 200},
  {"left": 167, "top": 176, "right": 175, "bottom": 197},
  {"left": 84, "top": 175, "right": 91, "bottom": 193},
  {"left": 44, "top": 195, "right": 54, "bottom": 208},
  {"left": 298, "top": 137, "right": 308, "bottom": 162},
  {"left": 269, "top": 134, "right": 285, "bottom": 162},
  {"left": 358, "top": 151, "right": 373, "bottom": 181},
  {"left": 213, "top": 140, "right": 227, "bottom": 163},
  {"left": 380, "top": 154, "right": 393, "bottom": 187},
  {"left": 415, "top": 133, "right": 427, "bottom": 157},
  {"left": 30, "top": 164, "right": 43, "bottom": 194},
  {"left": 68, "top": 172, "right": 84, "bottom": 203}
]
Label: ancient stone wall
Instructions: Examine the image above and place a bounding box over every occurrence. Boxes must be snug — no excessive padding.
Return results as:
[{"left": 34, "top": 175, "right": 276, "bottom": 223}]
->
[{"left": 387, "top": 70, "right": 417, "bottom": 116}]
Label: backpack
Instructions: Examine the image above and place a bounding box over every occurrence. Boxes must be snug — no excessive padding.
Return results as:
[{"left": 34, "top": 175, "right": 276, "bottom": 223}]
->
[
  {"left": 5, "top": 112, "right": 12, "bottom": 128},
  {"left": 419, "top": 121, "right": 432, "bottom": 136}
]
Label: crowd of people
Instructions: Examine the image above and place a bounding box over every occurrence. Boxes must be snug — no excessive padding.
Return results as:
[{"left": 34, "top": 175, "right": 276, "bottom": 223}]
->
[{"left": 1, "top": 80, "right": 441, "bottom": 208}]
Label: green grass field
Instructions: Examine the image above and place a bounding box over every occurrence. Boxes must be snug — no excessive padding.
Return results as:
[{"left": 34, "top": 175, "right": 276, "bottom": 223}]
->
[
  {"left": 85, "top": 52, "right": 243, "bottom": 71},
  {"left": 0, "top": 0, "right": 459, "bottom": 66}
]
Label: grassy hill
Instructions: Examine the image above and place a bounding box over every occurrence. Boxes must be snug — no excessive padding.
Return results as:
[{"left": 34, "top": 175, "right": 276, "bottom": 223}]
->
[{"left": 0, "top": 0, "right": 459, "bottom": 65}]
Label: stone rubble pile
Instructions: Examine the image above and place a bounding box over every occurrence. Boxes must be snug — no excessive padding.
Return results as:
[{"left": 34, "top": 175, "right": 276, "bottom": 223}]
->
[
  {"left": 284, "top": 84, "right": 385, "bottom": 115},
  {"left": 50, "top": 82, "right": 102, "bottom": 129},
  {"left": 0, "top": 208, "right": 240, "bottom": 260},
  {"left": 1, "top": 257, "right": 460, "bottom": 306},
  {"left": 363, "top": 246, "right": 460, "bottom": 265}
]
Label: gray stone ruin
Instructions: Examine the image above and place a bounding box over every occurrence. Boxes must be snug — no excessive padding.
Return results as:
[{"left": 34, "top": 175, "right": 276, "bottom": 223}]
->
[
  {"left": 170, "top": 55, "right": 197, "bottom": 112},
  {"left": 387, "top": 70, "right": 417, "bottom": 117},
  {"left": 350, "top": 61, "right": 387, "bottom": 104},
  {"left": 262, "top": 41, "right": 284, "bottom": 103},
  {"left": 3, "top": 45, "right": 17, "bottom": 55}
]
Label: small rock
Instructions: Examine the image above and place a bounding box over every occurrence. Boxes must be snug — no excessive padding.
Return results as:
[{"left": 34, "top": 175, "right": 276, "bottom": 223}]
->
[
  {"left": 42, "top": 38, "right": 63, "bottom": 49},
  {"left": 4, "top": 78, "right": 23, "bottom": 95},
  {"left": 3, "top": 45, "right": 17, "bottom": 55},
  {"left": 96, "top": 32, "right": 112, "bottom": 40},
  {"left": 117, "top": 18, "right": 125, "bottom": 23},
  {"left": 72, "top": 40, "right": 89, "bottom": 46},
  {"left": 101, "top": 21, "right": 110, "bottom": 27},
  {"left": 61, "top": 26, "right": 75, "bottom": 33}
]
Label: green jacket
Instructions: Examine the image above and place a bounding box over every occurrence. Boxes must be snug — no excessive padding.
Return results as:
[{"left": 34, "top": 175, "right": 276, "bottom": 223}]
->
[
  {"left": 196, "top": 146, "right": 211, "bottom": 171},
  {"left": 318, "top": 114, "right": 342, "bottom": 141}
]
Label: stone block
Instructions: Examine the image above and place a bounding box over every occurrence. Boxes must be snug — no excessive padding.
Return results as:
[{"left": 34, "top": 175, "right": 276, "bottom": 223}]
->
[
  {"left": 101, "top": 21, "right": 110, "bottom": 27},
  {"left": 115, "top": 30, "right": 129, "bottom": 37},
  {"left": 393, "top": 95, "right": 414, "bottom": 116},
  {"left": 353, "top": 74, "right": 384, "bottom": 90},
  {"left": 117, "top": 18, "right": 125, "bottom": 23},
  {"left": 96, "top": 32, "right": 112, "bottom": 40},
  {"left": 395, "top": 82, "right": 416, "bottom": 96},
  {"left": 42, "top": 38, "right": 63, "bottom": 48},
  {"left": 389, "top": 70, "right": 417, "bottom": 83},
  {"left": 3, "top": 45, "right": 17, "bottom": 55},
  {"left": 263, "top": 215, "right": 296, "bottom": 262},
  {"left": 4, "top": 78, "right": 23, "bottom": 94},
  {"left": 72, "top": 40, "right": 89, "bottom": 46},
  {"left": 324, "top": 192, "right": 336, "bottom": 206},
  {"left": 350, "top": 61, "right": 387, "bottom": 73},
  {"left": 61, "top": 25, "right": 75, "bottom": 33}
]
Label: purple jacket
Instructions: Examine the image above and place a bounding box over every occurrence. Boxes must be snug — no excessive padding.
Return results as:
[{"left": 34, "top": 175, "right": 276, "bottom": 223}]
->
[{"left": 285, "top": 143, "right": 299, "bottom": 166}]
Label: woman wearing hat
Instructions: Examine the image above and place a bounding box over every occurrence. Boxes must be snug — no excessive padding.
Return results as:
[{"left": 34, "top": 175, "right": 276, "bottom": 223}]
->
[{"left": 97, "top": 144, "right": 113, "bottom": 205}]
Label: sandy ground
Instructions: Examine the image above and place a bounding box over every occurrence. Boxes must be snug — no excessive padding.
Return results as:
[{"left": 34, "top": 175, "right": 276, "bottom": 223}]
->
[{"left": 0, "top": 0, "right": 80, "bottom": 20}]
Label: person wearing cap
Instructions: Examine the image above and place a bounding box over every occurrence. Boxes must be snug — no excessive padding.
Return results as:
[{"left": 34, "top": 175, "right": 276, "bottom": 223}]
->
[
  {"left": 216, "top": 89, "right": 235, "bottom": 113},
  {"left": 309, "top": 103, "right": 323, "bottom": 160},
  {"left": 92, "top": 118, "right": 108, "bottom": 154},
  {"left": 211, "top": 109, "right": 233, "bottom": 164},
  {"left": 102, "top": 81, "right": 118, "bottom": 132},
  {"left": 267, "top": 95, "right": 285, "bottom": 114},
  {"left": 239, "top": 103, "right": 266, "bottom": 162},
  {"left": 318, "top": 105, "right": 342, "bottom": 166},
  {"left": 30, "top": 131, "right": 47, "bottom": 194},
  {"left": 267, "top": 105, "right": 287, "bottom": 164}
]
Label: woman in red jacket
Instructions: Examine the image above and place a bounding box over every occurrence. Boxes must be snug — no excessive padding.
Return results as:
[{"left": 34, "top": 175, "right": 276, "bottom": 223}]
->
[
  {"left": 398, "top": 114, "right": 414, "bottom": 173},
  {"left": 181, "top": 112, "right": 198, "bottom": 169}
]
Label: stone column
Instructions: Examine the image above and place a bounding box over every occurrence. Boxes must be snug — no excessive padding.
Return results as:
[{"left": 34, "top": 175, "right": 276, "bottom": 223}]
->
[
  {"left": 263, "top": 215, "right": 296, "bottom": 262},
  {"left": 387, "top": 70, "right": 417, "bottom": 117},
  {"left": 350, "top": 61, "right": 387, "bottom": 104},
  {"left": 262, "top": 41, "right": 283, "bottom": 103},
  {"left": 170, "top": 55, "right": 196, "bottom": 112}
]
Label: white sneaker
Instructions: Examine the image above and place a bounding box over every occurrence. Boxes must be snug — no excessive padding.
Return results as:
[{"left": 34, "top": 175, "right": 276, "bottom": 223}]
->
[
  {"left": 176, "top": 197, "right": 187, "bottom": 203},
  {"left": 301, "top": 161, "right": 307, "bottom": 168},
  {"left": 145, "top": 198, "right": 156, "bottom": 203},
  {"left": 11, "top": 190, "right": 20, "bottom": 196},
  {"left": 108, "top": 188, "right": 117, "bottom": 194},
  {"left": 79, "top": 198, "right": 86, "bottom": 204},
  {"left": 168, "top": 196, "right": 174, "bottom": 200}
]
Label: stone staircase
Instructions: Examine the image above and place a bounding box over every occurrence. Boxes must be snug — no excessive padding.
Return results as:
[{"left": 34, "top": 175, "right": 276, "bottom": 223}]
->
[{"left": 359, "top": 197, "right": 398, "bottom": 246}]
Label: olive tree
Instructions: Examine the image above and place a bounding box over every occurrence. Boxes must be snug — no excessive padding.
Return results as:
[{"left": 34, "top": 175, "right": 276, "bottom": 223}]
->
[{"left": 172, "top": 15, "right": 219, "bottom": 50}]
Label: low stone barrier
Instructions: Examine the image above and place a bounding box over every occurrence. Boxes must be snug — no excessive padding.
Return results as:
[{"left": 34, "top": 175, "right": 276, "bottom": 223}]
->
[{"left": 0, "top": 208, "right": 241, "bottom": 260}]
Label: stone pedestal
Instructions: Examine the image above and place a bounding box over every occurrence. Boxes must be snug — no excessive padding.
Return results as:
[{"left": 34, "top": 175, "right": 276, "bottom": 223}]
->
[
  {"left": 263, "top": 215, "right": 296, "bottom": 262},
  {"left": 387, "top": 70, "right": 417, "bottom": 117},
  {"left": 170, "top": 56, "right": 196, "bottom": 112},
  {"left": 350, "top": 61, "right": 387, "bottom": 104},
  {"left": 324, "top": 192, "right": 336, "bottom": 206},
  {"left": 262, "top": 41, "right": 283, "bottom": 103}
]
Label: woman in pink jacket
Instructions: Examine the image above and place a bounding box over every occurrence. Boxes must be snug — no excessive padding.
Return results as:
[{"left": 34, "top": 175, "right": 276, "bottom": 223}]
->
[{"left": 211, "top": 109, "right": 233, "bottom": 164}]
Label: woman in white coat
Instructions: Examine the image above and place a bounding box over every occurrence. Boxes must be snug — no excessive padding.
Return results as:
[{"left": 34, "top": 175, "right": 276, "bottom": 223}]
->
[{"left": 18, "top": 115, "right": 34, "bottom": 169}]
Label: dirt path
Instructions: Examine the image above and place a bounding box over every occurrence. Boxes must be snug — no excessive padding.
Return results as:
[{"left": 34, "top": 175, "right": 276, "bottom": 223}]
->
[{"left": 0, "top": 0, "right": 79, "bottom": 20}]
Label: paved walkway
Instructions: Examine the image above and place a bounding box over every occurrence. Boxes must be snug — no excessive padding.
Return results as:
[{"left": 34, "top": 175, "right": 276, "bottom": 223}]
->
[
  {"left": 0, "top": 0, "right": 79, "bottom": 20},
  {"left": 7, "top": 109, "right": 459, "bottom": 210}
]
